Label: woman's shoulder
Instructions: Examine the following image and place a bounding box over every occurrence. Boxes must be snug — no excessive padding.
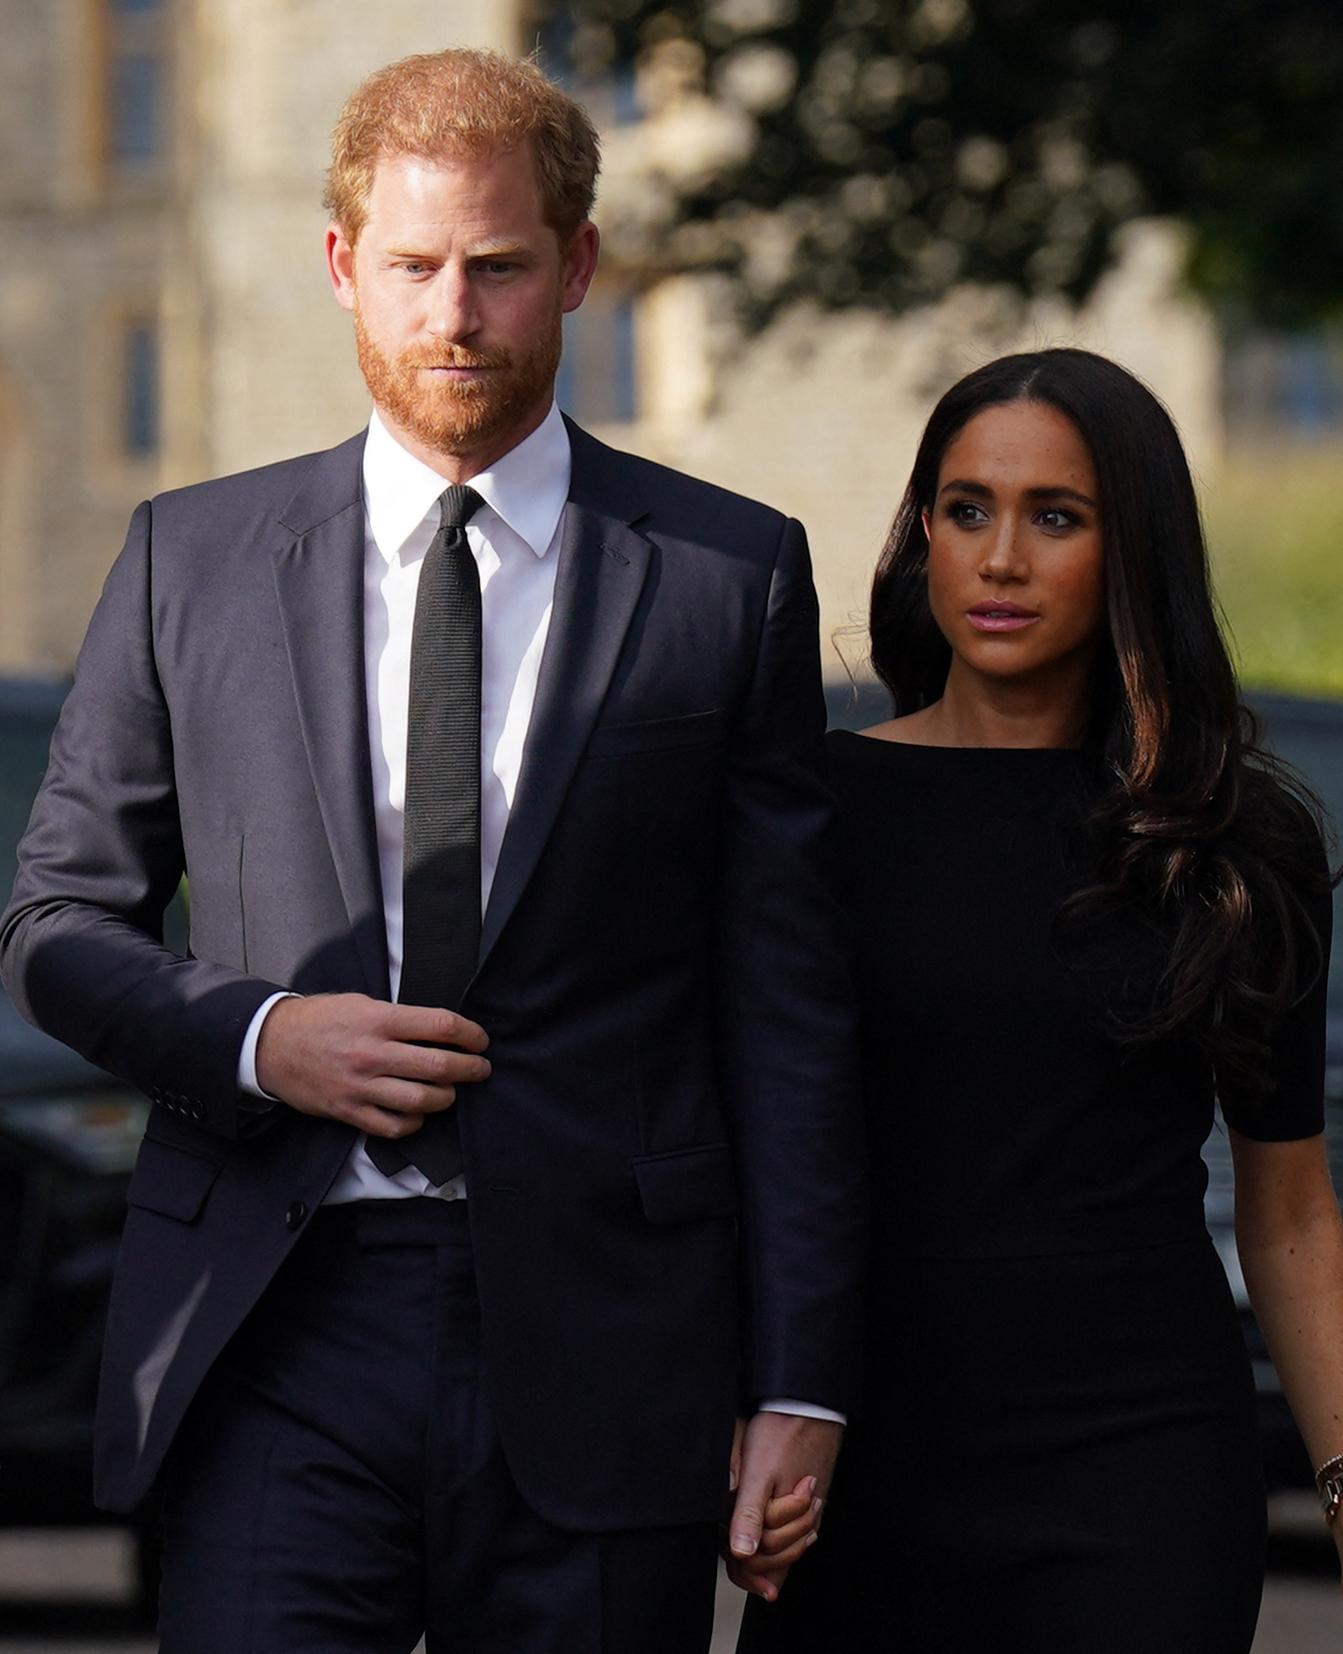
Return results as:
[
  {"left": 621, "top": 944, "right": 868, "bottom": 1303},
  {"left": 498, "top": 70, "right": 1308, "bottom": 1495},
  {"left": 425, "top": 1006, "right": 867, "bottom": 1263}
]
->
[{"left": 825, "top": 726, "right": 910, "bottom": 761}]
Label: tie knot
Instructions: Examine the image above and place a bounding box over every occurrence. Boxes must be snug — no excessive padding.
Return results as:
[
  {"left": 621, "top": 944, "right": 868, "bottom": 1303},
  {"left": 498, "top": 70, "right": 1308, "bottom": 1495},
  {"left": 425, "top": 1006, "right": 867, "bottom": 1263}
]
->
[{"left": 437, "top": 485, "right": 483, "bottom": 533}]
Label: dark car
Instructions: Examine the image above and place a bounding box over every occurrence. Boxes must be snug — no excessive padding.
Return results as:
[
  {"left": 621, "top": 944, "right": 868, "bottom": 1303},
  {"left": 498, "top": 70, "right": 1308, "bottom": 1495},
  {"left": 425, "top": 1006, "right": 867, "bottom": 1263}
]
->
[
  {"left": 0, "top": 678, "right": 166, "bottom": 1613},
  {"left": 1199, "top": 693, "right": 1343, "bottom": 1490},
  {"left": 0, "top": 1000, "right": 155, "bottom": 1574}
]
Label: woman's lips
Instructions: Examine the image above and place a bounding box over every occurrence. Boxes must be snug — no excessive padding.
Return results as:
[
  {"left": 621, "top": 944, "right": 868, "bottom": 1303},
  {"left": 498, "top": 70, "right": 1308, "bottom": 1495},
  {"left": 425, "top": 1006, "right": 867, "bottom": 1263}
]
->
[{"left": 965, "top": 604, "right": 1040, "bottom": 633}]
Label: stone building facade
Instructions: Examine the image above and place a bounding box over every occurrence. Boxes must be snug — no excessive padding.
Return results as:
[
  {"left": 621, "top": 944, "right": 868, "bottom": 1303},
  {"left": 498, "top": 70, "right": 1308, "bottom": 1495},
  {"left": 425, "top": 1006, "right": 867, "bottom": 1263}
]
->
[
  {"left": 0, "top": 0, "right": 526, "bottom": 672},
  {"left": 0, "top": 0, "right": 1222, "bottom": 675}
]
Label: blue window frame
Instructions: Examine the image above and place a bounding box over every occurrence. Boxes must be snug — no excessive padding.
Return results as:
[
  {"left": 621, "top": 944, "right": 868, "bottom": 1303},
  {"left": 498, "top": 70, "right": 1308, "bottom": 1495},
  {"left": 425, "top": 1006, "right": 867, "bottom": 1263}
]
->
[
  {"left": 535, "top": 5, "right": 639, "bottom": 126},
  {"left": 556, "top": 295, "right": 638, "bottom": 426},
  {"left": 107, "top": 0, "right": 167, "bottom": 172},
  {"left": 113, "top": 52, "right": 161, "bottom": 163},
  {"left": 124, "top": 322, "right": 159, "bottom": 458}
]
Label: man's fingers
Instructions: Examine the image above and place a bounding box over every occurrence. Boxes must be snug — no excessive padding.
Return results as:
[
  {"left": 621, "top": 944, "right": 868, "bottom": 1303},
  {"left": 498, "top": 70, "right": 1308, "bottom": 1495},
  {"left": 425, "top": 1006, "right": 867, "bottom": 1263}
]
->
[
  {"left": 362, "top": 1078, "right": 458, "bottom": 1118},
  {"left": 729, "top": 1470, "right": 774, "bottom": 1558},
  {"left": 385, "top": 1040, "right": 492, "bottom": 1086},
  {"left": 729, "top": 1417, "right": 746, "bottom": 1494},
  {"left": 345, "top": 1103, "right": 426, "bottom": 1140},
  {"left": 390, "top": 1003, "right": 490, "bottom": 1052}
]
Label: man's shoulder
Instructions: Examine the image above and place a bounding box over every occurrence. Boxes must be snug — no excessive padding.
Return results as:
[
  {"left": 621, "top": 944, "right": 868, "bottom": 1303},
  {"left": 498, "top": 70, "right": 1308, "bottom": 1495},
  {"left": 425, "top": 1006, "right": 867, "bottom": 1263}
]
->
[
  {"left": 569, "top": 422, "right": 790, "bottom": 545},
  {"left": 146, "top": 432, "right": 364, "bottom": 534}
]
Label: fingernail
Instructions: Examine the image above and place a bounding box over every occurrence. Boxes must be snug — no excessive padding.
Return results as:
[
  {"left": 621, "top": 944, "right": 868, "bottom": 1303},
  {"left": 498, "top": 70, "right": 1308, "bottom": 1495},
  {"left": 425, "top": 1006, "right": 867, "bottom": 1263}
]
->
[
  {"left": 811, "top": 1497, "right": 823, "bottom": 1516},
  {"left": 806, "top": 1530, "right": 818, "bottom": 1546},
  {"left": 732, "top": 1535, "right": 758, "bottom": 1557},
  {"left": 806, "top": 1476, "right": 818, "bottom": 1496},
  {"left": 729, "top": 1468, "right": 739, "bottom": 1492}
]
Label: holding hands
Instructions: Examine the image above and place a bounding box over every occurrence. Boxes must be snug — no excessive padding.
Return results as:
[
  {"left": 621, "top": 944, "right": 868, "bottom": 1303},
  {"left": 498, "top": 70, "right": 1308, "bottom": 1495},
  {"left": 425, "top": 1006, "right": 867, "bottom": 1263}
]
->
[{"left": 726, "top": 1412, "right": 841, "bottom": 1603}]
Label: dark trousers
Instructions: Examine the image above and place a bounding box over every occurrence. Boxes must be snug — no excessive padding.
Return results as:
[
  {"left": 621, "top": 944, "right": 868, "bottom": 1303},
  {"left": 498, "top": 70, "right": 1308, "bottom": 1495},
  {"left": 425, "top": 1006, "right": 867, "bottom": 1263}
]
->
[{"left": 156, "top": 1198, "right": 719, "bottom": 1653}]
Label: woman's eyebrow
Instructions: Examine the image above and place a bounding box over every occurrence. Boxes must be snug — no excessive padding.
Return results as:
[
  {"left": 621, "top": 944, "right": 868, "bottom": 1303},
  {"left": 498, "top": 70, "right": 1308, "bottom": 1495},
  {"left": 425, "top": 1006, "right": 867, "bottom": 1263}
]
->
[{"left": 1025, "top": 485, "right": 1098, "bottom": 508}]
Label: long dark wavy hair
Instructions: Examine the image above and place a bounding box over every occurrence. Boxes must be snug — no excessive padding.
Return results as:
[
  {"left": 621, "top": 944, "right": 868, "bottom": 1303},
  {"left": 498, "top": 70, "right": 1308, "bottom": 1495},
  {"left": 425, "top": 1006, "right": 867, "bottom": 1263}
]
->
[{"left": 870, "top": 347, "right": 1334, "bottom": 1093}]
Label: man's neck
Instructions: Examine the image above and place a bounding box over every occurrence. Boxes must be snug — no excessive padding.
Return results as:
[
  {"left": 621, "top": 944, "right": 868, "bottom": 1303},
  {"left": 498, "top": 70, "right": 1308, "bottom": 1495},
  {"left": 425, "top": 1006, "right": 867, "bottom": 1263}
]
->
[{"left": 377, "top": 395, "right": 555, "bottom": 484}]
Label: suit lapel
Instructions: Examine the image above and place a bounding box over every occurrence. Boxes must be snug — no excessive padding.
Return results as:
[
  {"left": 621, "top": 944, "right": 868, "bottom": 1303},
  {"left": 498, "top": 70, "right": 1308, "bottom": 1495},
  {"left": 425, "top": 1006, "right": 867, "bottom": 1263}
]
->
[
  {"left": 270, "top": 433, "right": 391, "bottom": 999},
  {"left": 477, "top": 423, "right": 651, "bottom": 971}
]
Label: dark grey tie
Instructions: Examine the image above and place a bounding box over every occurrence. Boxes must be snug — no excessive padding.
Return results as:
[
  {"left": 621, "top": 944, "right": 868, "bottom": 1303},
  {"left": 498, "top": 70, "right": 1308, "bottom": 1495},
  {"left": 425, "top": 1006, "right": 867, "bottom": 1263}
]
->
[{"left": 366, "top": 484, "right": 484, "bottom": 1184}]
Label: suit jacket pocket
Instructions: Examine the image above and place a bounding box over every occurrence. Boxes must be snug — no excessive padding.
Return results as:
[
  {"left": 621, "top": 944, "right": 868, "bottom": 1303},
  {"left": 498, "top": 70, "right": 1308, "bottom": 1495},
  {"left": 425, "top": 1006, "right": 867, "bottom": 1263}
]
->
[
  {"left": 586, "top": 709, "right": 723, "bottom": 759},
  {"left": 632, "top": 1142, "right": 738, "bottom": 1224},
  {"left": 126, "top": 1137, "right": 223, "bottom": 1223}
]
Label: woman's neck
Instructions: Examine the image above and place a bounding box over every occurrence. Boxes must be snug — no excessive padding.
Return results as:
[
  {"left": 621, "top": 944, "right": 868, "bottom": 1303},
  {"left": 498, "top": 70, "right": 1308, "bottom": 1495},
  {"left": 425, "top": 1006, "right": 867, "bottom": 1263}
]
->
[{"left": 912, "top": 662, "right": 1091, "bottom": 749}]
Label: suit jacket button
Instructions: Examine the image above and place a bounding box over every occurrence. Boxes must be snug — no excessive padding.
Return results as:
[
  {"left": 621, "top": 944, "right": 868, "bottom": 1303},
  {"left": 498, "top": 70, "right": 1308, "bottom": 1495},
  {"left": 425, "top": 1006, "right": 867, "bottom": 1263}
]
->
[
  {"left": 191, "top": 1100, "right": 205, "bottom": 1120},
  {"left": 285, "top": 1201, "right": 308, "bottom": 1230}
]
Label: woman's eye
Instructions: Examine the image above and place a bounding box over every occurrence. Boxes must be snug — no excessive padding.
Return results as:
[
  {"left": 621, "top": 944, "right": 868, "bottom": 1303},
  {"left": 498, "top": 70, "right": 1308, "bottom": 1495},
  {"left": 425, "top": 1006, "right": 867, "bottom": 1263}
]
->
[
  {"left": 1037, "top": 508, "right": 1078, "bottom": 531},
  {"left": 947, "top": 501, "right": 987, "bottom": 525}
]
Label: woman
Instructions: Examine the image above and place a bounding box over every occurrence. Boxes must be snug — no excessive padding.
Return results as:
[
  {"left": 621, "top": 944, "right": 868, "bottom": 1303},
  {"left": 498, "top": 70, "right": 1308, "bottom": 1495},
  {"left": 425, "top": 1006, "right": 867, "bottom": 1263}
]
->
[{"left": 737, "top": 349, "right": 1343, "bottom": 1652}]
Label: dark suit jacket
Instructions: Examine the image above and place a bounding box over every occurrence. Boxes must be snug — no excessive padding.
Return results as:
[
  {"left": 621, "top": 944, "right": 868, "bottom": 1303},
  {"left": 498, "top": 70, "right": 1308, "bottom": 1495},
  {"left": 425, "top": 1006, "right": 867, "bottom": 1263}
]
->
[{"left": 0, "top": 418, "right": 865, "bottom": 1530}]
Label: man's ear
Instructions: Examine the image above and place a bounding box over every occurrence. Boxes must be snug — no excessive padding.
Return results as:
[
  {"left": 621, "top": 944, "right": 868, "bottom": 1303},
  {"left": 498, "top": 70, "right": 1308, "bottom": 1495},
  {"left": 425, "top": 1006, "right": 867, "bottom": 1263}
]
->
[
  {"left": 326, "top": 223, "right": 357, "bottom": 313},
  {"left": 560, "top": 221, "right": 601, "bottom": 315}
]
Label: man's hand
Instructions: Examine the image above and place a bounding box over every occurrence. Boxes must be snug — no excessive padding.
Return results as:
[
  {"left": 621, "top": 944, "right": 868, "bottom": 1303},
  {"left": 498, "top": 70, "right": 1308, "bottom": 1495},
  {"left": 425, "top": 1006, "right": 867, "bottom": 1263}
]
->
[
  {"left": 726, "top": 1412, "right": 842, "bottom": 1602},
  {"left": 256, "top": 993, "right": 490, "bottom": 1138}
]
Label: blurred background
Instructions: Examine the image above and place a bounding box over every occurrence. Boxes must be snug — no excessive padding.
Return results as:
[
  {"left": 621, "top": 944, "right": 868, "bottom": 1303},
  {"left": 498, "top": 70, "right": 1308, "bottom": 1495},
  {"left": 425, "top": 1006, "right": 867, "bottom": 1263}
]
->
[
  {"left": 0, "top": 0, "right": 1341, "bottom": 1647},
  {"left": 0, "top": 0, "right": 1339, "bottom": 688}
]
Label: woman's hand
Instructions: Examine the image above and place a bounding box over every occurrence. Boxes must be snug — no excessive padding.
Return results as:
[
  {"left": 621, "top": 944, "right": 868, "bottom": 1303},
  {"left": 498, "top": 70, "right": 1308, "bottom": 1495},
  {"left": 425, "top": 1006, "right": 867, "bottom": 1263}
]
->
[
  {"left": 724, "top": 1478, "right": 821, "bottom": 1602},
  {"left": 1232, "top": 1131, "right": 1343, "bottom": 1579}
]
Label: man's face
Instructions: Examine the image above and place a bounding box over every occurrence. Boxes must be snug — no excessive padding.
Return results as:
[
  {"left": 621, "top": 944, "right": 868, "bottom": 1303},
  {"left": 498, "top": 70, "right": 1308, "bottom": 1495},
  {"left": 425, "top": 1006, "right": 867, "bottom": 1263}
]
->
[{"left": 326, "top": 146, "right": 598, "bottom": 471}]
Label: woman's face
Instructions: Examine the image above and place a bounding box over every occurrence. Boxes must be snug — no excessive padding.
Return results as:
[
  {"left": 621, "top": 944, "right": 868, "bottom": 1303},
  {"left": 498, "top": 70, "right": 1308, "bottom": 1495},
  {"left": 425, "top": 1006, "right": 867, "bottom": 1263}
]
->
[{"left": 922, "top": 398, "right": 1105, "bottom": 688}]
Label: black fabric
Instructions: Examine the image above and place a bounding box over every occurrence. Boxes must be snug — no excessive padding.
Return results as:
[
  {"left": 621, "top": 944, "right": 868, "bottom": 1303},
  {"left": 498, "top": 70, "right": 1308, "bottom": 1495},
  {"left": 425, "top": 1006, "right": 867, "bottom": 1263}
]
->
[
  {"left": 157, "top": 1201, "right": 719, "bottom": 1652},
  {"left": 741, "top": 732, "right": 1330, "bottom": 1654},
  {"left": 368, "top": 485, "right": 483, "bottom": 1184}
]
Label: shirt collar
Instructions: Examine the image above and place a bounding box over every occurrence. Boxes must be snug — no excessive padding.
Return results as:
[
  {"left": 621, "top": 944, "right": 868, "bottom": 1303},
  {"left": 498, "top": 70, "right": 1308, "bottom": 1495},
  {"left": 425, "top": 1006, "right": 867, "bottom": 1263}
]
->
[{"left": 362, "top": 403, "right": 571, "bottom": 565}]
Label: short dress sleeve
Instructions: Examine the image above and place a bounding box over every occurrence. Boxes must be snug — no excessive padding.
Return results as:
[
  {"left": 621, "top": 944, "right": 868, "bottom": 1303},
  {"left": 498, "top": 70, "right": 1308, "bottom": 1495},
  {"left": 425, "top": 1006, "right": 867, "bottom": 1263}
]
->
[{"left": 1218, "top": 813, "right": 1335, "bottom": 1142}]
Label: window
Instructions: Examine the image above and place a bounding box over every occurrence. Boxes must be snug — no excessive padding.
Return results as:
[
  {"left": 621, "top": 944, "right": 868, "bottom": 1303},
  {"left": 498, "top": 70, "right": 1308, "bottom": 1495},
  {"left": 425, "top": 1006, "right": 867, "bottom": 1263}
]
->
[
  {"left": 105, "top": 0, "right": 169, "bottom": 175},
  {"left": 1224, "top": 331, "right": 1343, "bottom": 442},
  {"left": 557, "top": 290, "right": 638, "bottom": 426},
  {"left": 535, "top": 6, "right": 640, "bottom": 128},
  {"left": 123, "top": 320, "right": 159, "bottom": 458}
]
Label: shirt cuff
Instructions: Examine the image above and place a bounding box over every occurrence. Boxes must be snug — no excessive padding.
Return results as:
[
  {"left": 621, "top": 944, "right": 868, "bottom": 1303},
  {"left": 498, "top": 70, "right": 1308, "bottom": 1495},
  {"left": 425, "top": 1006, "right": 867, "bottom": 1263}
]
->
[
  {"left": 759, "top": 1398, "right": 847, "bottom": 1427},
  {"left": 237, "top": 991, "right": 298, "bottom": 1102}
]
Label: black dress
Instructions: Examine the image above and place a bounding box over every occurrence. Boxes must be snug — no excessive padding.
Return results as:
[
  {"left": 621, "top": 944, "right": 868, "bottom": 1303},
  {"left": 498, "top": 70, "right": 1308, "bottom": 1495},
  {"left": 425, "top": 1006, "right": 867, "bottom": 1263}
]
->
[{"left": 739, "top": 732, "right": 1331, "bottom": 1654}]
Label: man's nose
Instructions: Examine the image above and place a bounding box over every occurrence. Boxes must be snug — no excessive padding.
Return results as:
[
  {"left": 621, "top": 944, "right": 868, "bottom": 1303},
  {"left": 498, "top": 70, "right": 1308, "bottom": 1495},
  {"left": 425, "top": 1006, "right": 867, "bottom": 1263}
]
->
[{"left": 425, "top": 269, "right": 478, "bottom": 342}]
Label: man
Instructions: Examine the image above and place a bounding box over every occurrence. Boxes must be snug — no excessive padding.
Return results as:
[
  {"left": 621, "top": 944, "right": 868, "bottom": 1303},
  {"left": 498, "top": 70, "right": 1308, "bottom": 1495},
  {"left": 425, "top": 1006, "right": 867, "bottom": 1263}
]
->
[{"left": 1, "top": 48, "right": 863, "bottom": 1652}]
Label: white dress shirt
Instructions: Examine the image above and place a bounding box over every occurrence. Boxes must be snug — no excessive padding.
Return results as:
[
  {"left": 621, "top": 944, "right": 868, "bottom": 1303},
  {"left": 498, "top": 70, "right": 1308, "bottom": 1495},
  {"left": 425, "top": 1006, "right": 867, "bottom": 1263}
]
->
[
  {"left": 235, "top": 405, "right": 841, "bottom": 1423},
  {"left": 238, "top": 402, "right": 568, "bottom": 1204}
]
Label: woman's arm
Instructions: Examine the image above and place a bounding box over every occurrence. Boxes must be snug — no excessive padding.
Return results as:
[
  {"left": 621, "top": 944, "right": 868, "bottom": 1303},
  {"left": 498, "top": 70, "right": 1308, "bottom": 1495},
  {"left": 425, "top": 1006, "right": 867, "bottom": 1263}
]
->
[{"left": 1232, "top": 1127, "right": 1343, "bottom": 1573}]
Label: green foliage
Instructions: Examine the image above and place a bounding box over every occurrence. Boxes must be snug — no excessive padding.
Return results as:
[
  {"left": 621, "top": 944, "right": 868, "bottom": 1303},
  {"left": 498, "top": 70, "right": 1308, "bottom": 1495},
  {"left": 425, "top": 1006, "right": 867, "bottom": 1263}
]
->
[
  {"left": 1207, "top": 449, "right": 1343, "bottom": 696},
  {"left": 554, "top": 0, "right": 1343, "bottom": 331}
]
